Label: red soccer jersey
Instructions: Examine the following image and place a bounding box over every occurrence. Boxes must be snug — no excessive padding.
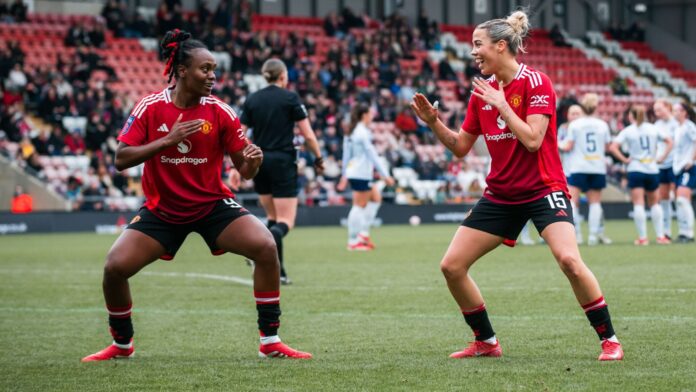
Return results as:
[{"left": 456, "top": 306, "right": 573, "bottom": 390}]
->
[
  {"left": 462, "top": 63, "right": 568, "bottom": 204},
  {"left": 118, "top": 88, "right": 248, "bottom": 223}
]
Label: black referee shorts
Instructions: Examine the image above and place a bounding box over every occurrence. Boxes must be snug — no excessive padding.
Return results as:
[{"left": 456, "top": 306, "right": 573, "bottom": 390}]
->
[
  {"left": 462, "top": 191, "right": 574, "bottom": 246},
  {"left": 126, "top": 198, "right": 250, "bottom": 260},
  {"left": 254, "top": 151, "right": 298, "bottom": 197}
]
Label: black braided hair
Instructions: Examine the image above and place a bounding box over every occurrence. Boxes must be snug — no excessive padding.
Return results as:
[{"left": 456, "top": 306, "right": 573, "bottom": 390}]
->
[{"left": 160, "top": 29, "right": 208, "bottom": 84}]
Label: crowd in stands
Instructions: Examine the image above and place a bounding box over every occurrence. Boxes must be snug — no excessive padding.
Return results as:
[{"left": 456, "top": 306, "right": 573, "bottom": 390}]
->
[{"left": 1, "top": 1, "right": 680, "bottom": 212}]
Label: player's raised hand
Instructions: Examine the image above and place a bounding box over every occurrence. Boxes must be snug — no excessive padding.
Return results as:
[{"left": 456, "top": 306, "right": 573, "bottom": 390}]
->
[
  {"left": 164, "top": 114, "right": 204, "bottom": 147},
  {"left": 410, "top": 93, "right": 439, "bottom": 125},
  {"left": 472, "top": 77, "right": 506, "bottom": 109}
]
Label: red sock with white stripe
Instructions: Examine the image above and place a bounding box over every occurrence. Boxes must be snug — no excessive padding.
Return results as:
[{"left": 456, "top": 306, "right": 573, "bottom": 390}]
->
[
  {"left": 107, "top": 303, "right": 133, "bottom": 347},
  {"left": 582, "top": 296, "right": 617, "bottom": 341},
  {"left": 255, "top": 291, "right": 281, "bottom": 344}
]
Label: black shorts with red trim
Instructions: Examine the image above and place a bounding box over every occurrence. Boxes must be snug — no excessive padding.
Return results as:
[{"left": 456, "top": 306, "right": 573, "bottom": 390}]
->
[
  {"left": 126, "top": 198, "right": 250, "bottom": 260},
  {"left": 461, "top": 191, "right": 574, "bottom": 247}
]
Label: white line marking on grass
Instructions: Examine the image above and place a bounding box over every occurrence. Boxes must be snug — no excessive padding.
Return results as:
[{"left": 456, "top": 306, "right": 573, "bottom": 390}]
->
[
  {"left": 2, "top": 307, "right": 693, "bottom": 322},
  {"left": 140, "top": 271, "right": 253, "bottom": 286}
]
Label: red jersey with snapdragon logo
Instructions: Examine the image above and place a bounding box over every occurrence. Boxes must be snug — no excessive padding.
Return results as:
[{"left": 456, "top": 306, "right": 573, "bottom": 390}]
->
[
  {"left": 118, "top": 87, "right": 248, "bottom": 223},
  {"left": 462, "top": 63, "right": 568, "bottom": 204}
]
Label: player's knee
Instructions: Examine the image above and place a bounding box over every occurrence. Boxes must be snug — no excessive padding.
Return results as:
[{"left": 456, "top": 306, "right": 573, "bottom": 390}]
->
[
  {"left": 556, "top": 253, "right": 583, "bottom": 279},
  {"left": 250, "top": 237, "right": 280, "bottom": 267},
  {"left": 440, "top": 258, "right": 467, "bottom": 280},
  {"left": 103, "top": 253, "right": 129, "bottom": 280}
]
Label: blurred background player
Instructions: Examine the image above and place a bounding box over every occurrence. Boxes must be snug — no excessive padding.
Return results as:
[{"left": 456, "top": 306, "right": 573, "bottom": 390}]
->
[
  {"left": 609, "top": 105, "right": 672, "bottom": 245},
  {"left": 337, "top": 103, "right": 395, "bottom": 250},
  {"left": 671, "top": 102, "right": 696, "bottom": 243},
  {"left": 82, "top": 30, "right": 311, "bottom": 361},
  {"left": 240, "top": 58, "right": 324, "bottom": 285},
  {"left": 653, "top": 99, "right": 679, "bottom": 239},
  {"left": 561, "top": 94, "right": 612, "bottom": 246},
  {"left": 411, "top": 10, "right": 623, "bottom": 361}
]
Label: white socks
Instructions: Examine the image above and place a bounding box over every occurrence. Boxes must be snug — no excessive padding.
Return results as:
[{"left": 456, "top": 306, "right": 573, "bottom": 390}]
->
[
  {"left": 660, "top": 199, "right": 672, "bottom": 237},
  {"left": 483, "top": 336, "right": 497, "bottom": 345},
  {"left": 676, "top": 197, "right": 695, "bottom": 238},
  {"left": 364, "top": 201, "right": 381, "bottom": 228},
  {"left": 588, "top": 203, "right": 602, "bottom": 237},
  {"left": 572, "top": 202, "right": 583, "bottom": 242},
  {"left": 347, "top": 205, "right": 366, "bottom": 243},
  {"left": 650, "top": 204, "right": 664, "bottom": 238},
  {"left": 633, "top": 204, "right": 647, "bottom": 239},
  {"left": 260, "top": 335, "right": 281, "bottom": 345}
]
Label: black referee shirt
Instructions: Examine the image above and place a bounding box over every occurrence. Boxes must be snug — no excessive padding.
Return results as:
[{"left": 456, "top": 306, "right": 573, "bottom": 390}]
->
[{"left": 240, "top": 85, "right": 308, "bottom": 153}]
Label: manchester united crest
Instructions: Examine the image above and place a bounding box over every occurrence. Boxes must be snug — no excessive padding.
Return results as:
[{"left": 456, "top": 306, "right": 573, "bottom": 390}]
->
[
  {"left": 201, "top": 120, "right": 213, "bottom": 135},
  {"left": 509, "top": 94, "right": 522, "bottom": 108}
]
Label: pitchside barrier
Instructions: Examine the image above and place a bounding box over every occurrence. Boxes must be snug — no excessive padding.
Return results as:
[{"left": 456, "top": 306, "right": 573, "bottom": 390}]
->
[{"left": 0, "top": 201, "right": 685, "bottom": 234}]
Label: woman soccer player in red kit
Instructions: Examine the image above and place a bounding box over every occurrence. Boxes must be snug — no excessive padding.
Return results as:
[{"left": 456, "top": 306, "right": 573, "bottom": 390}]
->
[
  {"left": 411, "top": 11, "right": 623, "bottom": 361},
  {"left": 82, "top": 30, "right": 311, "bottom": 361}
]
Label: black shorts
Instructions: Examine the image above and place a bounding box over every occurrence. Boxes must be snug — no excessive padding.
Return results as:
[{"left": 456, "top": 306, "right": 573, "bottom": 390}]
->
[
  {"left": 126, "top": 198, "right": 250, "bottom": 260},
  {"left": 462, "top": 191, "right": 574, "bottom": 247},
  {"left": 254, "top": 151, "right": 298, "bottom": 197}
]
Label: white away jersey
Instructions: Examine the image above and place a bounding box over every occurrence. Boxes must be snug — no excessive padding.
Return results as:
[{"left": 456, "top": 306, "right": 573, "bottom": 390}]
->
[
  {"left": 342, "top": 122, "right": 389, "bottom": 180},
  {"left": 654, "top": 117, "right": 678, "bottom": 169},
  {"left": 672, "top": 119, "right": 696, "bottom": 174},
  {"left": 613, "top": 122, "right": 667, "bottom": 174},
  {"left": 565, "top": 116, "right": 611, "bottom": 175}
]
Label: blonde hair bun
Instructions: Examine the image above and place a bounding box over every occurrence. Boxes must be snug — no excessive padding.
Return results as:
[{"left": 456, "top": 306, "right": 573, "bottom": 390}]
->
[{"left": 506, "top": 11, "right": 530, "bottom": 37}]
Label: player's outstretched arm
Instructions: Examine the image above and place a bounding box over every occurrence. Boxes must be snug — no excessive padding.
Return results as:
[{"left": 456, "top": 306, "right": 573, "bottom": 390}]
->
[
  {"left": 410, "top": 93, "right": 476, "bottom": 158},
  {"left": 230, "top": 144, "right": 263, "bottom": 179},
  {"left": 115, "top": 114, "right": 203, "bottom": 171}
]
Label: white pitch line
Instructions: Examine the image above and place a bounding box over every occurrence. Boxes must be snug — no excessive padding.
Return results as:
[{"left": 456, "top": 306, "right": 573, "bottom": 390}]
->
[
  {"left": 0, "top": 307, "right": 694, "bottom": 322},
  {"left": 140, "top": 271, "right": 253, "bottom": 286}
]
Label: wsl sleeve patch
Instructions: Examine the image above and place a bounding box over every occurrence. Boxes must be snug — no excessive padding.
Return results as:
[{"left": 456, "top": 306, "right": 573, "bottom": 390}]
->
[{"left": 121, "top": 115, "right": 136, "bottom": 136}]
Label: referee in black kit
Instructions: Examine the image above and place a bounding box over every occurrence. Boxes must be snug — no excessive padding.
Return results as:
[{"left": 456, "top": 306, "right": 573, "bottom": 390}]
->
[{"left": 241, "top": 58, "right": 324, "bottom": 285}]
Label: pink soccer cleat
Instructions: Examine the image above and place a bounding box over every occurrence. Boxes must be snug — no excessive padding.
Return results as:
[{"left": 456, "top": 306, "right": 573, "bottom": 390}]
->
[
  {"left": 598, "top": 339, "right": 624, "bottom": 361},
  {"left": 656, "top": 236, "right": 671, "bottom": 245},
  {"left": 357, "top": 233, "right": 375, "bottom": 249},
  {"left": 449, "top": 340, "right": 502, "bottom": 358},
  {"left": 634, "top": 238, "right": 649, "bottom": 246},
  {"left": 259, "top": 342, "right": 312, "bottom": 359},
  {"left": 81, "top": 342, "right": 134, "bottom": 362},
  {"left": 347, "top": 242, "right": 372, "bottom": 251}
]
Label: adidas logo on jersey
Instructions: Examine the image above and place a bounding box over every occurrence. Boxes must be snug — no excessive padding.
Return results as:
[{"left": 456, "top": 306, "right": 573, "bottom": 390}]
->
[
  {"left": 482, "top": 104, "right": 493, "bottom": 111},
  {"left": 157, "top": 123, "right": 170, "bottom": 133}
]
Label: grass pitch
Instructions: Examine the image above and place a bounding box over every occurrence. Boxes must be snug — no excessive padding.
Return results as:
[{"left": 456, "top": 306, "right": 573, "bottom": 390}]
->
[{"left": 1, "top": 221, "right": 695, "bottom": 391}]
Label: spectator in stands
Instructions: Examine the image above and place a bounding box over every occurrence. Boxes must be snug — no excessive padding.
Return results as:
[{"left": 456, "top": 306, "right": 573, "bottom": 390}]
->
[
  {"left": 17, "top": 135, "right": 42, "bottom": 173},
  {"left": 627, "top": 21, "right": 645, "bottom": 42},
  {"left": 65, "top": 175, "right": 83, "bottom": 210},
  {"left": 323, "top": 12, "right": 342, "bottom": 38},
  {"left": 394, "top": 107, "right": 418, "bottom": 134},
  {"left": 6, "top": 63, "right": 27, "bottom": 90},
  {"left": 610, "top": 76, "right": 629, "bottom": 96},
  {"left": 8, "top": 0, "right": 27, "bottom": 23},
  {"left": 549, "top": 24, "right": 571, "bottom": 47},
  {"left": 101, "top": 0, "right": 126, "bottom": 36},
  {"left": 438, "top": 49, "right": 458, "bottom": 81},
  {"left": 10, "top": 185, "right": 32, "bottom": 214}
]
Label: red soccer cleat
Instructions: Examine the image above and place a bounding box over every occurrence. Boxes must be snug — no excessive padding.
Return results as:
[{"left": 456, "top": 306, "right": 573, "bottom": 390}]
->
[
  {"left": 634, "top": 238, "right": 649, "bottom": 246},
  {"left": 449, "top": 340, "right": 502, "bottom": 358},
  {"left": 81, "top": 342, "right": 134, "bottom": 362},
  {"left": 598, "top": 339, "right": 624, "bottom": 361},
  {"left": 357, "top": 233, "right": 375, "bottom": 249},
  {"left": 347, "top": 242, "right": 372, "bottom": 251},
  {"left": 656, "top": 236, "right": 671, "bottom": 245},
  {"left": 258, "top": 342, "right": 312, "bottom": 359}
]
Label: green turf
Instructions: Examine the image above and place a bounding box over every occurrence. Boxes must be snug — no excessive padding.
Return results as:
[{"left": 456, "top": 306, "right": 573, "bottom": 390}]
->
[{"left": 1, "top": 221, "right": 695, "bottom": 391}]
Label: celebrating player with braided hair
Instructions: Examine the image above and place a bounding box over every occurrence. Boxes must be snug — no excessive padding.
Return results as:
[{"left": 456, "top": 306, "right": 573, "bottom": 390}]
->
[
  {"left": 82, "top": 30, "right": 311, "bottom": 362},
  {"left": 411, "top": 10, "right": 623, "bottom": 361}
]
